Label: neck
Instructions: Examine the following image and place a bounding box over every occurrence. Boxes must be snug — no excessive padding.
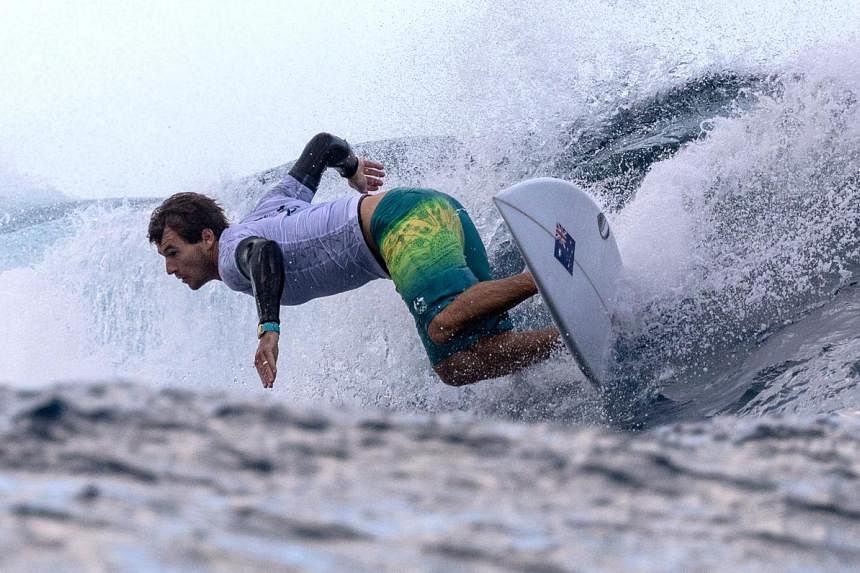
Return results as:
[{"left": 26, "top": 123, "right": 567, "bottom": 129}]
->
[{"left": 209, "top": 239, "right": 222, "bottom": 281}]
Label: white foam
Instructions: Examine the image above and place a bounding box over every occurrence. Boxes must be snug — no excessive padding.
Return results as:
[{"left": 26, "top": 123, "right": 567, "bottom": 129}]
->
[{"left": 1, "top": 4, "right": 858, "bottom": 415}]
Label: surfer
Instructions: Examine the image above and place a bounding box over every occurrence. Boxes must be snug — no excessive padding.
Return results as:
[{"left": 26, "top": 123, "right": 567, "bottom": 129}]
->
[{"left": 148, "top": 133, "right": 559, "bottom": 388}]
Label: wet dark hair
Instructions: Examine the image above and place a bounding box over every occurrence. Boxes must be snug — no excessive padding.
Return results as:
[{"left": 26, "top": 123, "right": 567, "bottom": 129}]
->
[{"left": 148, "top": 192, "right": 229, "bottom": 245}]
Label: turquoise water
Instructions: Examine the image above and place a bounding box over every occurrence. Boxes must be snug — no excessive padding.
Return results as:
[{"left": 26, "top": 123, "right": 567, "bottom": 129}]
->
[{"left": 0, "top": 218, "right": 72, "bottom": 271}]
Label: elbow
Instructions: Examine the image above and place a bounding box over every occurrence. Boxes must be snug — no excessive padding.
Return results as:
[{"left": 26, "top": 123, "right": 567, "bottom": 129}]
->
[
  {"left": 310, "top": 132, "right": 334, "bottom": 146},
  {"left": 289, "top": 133, "right": 348, "bottom": 192}
]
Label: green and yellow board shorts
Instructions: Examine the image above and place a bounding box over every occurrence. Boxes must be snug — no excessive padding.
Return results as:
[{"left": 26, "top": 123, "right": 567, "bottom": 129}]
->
[{"left": 370, "top": 188, "right": 513, "bottom": 364}]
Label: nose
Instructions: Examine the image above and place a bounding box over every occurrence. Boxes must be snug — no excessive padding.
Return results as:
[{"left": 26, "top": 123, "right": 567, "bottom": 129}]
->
[{"left": 165, "top": 260, "right": 177, "bottom": 275}]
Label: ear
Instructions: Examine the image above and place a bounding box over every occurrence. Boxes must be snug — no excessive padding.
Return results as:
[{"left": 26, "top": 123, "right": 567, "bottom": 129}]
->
[{"left": 201, "top": 228, "right": 216, "bottom": 248}]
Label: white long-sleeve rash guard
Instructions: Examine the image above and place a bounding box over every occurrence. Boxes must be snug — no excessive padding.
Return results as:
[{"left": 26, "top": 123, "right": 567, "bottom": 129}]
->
[{"left": 218, "top": 175, "right": 388, "bottom": 305}]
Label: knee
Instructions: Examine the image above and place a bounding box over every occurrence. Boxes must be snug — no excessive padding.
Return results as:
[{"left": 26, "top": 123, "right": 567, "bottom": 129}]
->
[
  {"left": 434, "top": 368, "right": 470, "bottom": 387},
  {"left": 433, "top": 360, "right": 481, "bottom": 387},
  {"left": 427, "top": 314, "right": 456, "bottom": 345}
]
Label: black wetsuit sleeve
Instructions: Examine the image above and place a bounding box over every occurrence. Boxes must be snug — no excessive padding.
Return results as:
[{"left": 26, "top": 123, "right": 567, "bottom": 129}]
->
[
  {"left": 288, "top": 132, "right": 360, "bottom": 193},
  {"left": 235, "top": 237, "right": 284, "bottom": 326}
]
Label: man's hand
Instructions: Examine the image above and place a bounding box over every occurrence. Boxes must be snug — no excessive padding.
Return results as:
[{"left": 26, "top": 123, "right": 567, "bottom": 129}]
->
[
  {"left": 254, "top": 331, "right": 280, "bottom": 389},
  {"left": 348, "top": 159, "right": 385, "bottom": 193}
]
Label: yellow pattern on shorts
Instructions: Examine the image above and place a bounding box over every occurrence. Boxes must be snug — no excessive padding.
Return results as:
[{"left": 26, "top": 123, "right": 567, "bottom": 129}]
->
[{"left": 378, "top": 196, "right": 465, "bottom": 294}]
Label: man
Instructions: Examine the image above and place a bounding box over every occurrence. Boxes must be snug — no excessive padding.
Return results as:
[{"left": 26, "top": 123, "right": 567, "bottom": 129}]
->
[{"left": 148, "top": 133, "right": 559, "bottom": 388}]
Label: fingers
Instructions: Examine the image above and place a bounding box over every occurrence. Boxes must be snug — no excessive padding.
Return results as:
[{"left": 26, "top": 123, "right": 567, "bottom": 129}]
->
[
  {"left": 365, "top": 176, "right": 384, "bottom": 191},
  {"left": 360, "top": 159, "right": 385, "bottom": 179},
  {"left": 351, "top": 159, "right": 384, "bottom": 194},
  {"left": 254, "top": 353, "right": 278, "bottom": 389},
  {"left": 255, "top": 361, "right": 274, "bottom": 388}
]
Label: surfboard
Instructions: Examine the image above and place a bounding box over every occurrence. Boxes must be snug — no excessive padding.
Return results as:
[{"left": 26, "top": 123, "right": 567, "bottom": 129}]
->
[{"left": 493, "top": 178, "right": 623, "bottom": 388}]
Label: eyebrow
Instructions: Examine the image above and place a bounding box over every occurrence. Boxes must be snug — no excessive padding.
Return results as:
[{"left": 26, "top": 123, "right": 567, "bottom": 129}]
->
[{"left": 158, "top": 242, "right": 175, "bottom": 256}]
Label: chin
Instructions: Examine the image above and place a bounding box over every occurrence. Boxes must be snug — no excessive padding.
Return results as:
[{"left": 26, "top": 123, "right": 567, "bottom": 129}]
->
[{"left": 188, "top": 278, "right": 211, "bottom": 291}]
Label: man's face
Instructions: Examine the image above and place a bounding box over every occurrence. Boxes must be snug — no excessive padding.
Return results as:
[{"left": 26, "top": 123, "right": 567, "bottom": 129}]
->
[{"left": 157, "top": 226, "right": 216, "bottom": 290}]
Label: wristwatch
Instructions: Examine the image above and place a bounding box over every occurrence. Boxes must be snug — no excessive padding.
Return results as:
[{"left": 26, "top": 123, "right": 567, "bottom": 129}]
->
[{"left": 258, "top": 322, "right": 281, "bottom": 338}]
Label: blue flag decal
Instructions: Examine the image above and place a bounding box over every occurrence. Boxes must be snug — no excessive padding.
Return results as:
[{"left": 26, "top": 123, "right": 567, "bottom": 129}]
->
[{"left": 554, "top": 223, "right": 576, "bottom": 275}]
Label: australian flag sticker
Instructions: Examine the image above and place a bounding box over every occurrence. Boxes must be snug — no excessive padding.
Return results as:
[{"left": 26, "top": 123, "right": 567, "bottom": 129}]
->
[{"left": 554, "top": 223, "right": 576, "bottom": 275}]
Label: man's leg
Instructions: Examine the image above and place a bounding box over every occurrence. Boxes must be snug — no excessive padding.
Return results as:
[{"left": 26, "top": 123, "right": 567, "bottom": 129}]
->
[
  {"left": 434, "top": 328, "right": 560, "bottom": 386},
  {"left": 427, "top": 271, "right": 538, "bottom": 345},
  {"left": 368, "top": 188, "right": 559, "bottom": 382},
  {"left": 428, "top": 270, "right": 562, "bottom": 385}
]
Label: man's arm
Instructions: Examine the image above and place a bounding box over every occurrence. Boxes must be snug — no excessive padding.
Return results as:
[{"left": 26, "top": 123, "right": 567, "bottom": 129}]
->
[
  {"left": 236, "top": 236, "right": 285, "bottom": 388},
  {"left": 289, "top": 132, "right": 385, "bottom": 194},
  {"left": 289, "top": 132, "right": 360, "bottom": 192}
]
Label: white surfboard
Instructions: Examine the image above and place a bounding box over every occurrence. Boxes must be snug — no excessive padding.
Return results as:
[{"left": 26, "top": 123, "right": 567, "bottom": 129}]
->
[{"left": 494, "top": 178, "right": 623, "bottom": 388}]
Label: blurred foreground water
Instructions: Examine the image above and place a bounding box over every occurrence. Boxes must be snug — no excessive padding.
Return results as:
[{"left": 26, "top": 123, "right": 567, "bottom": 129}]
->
[{"left": 1, "top": 382, "right": 860, "bottom": 572}]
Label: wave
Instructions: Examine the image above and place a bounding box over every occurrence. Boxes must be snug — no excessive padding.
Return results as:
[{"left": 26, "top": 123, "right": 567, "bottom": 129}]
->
[{"left": 1, "top": 65, "right": 857, "bottom": 426}]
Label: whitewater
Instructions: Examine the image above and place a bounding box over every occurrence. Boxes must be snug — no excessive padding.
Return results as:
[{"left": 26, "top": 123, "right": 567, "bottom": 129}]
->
[{"left": 1, "top": 2, "right": 859, "bottom": 571}]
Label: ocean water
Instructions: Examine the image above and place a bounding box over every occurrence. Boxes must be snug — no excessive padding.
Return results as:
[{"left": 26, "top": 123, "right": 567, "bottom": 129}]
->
[
  {"left": 0, "top": 1, "right": 857, "bottom": 428},
  {"left": 2, "top": 4, "right": 860, "bottom": 570}
]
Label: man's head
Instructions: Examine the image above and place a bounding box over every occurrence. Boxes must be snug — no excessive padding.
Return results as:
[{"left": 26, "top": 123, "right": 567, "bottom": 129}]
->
[{"left": 148, "top": 192, "right": 229, "bottom": 290}]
